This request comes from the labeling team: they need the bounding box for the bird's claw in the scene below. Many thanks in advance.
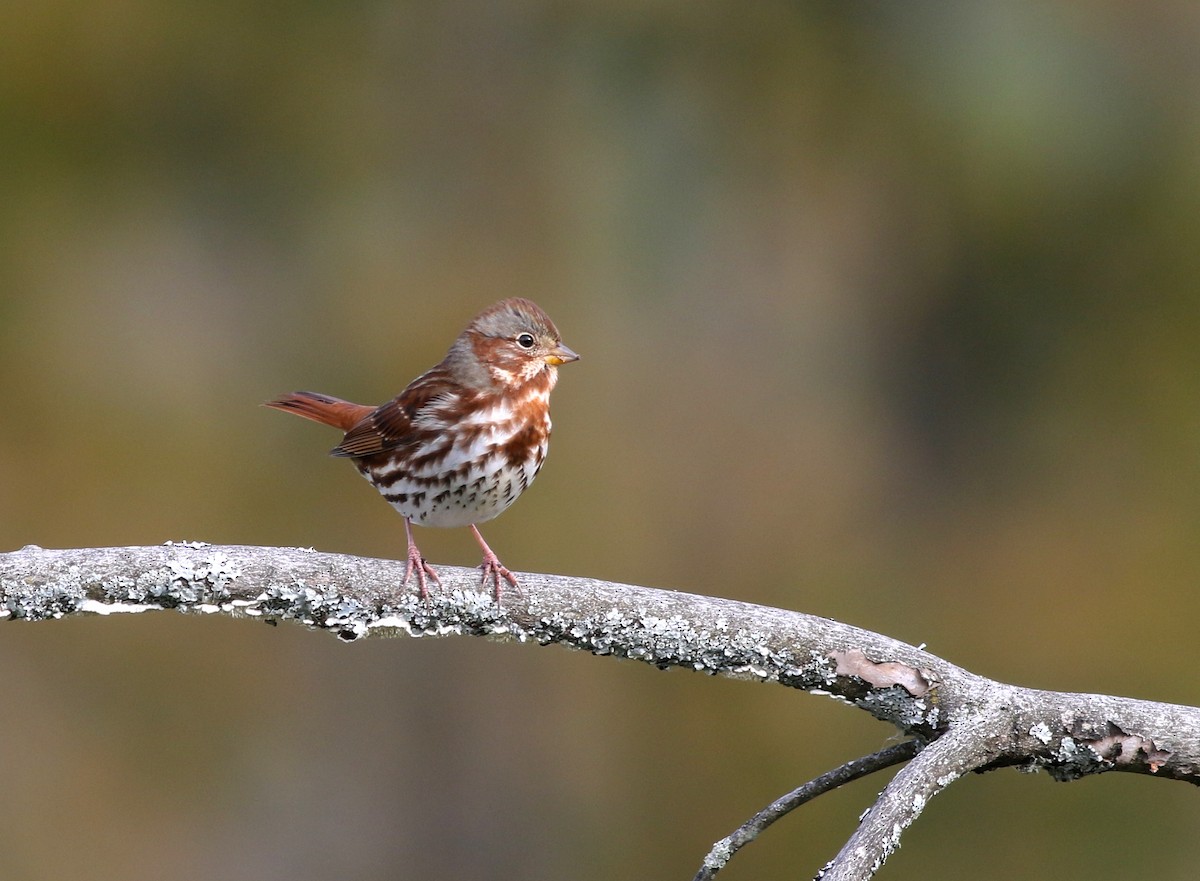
[479,552,521,604]
[403,545,440,602]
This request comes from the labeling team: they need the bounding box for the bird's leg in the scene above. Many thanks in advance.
[469,524,521,603]
[402,518,440,600]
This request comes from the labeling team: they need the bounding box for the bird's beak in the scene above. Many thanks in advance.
[545,344,580,366]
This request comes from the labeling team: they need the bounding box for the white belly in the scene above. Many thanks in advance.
[383,448,545,528]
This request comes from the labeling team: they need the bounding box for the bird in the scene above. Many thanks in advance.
[266,298,578,602]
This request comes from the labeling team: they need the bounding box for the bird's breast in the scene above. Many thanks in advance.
[357,386,552,528]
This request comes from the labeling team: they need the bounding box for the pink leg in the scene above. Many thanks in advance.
[469,524,520,603]
[402,518,440,600]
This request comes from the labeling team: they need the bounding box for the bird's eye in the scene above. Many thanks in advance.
[516,333,536,349]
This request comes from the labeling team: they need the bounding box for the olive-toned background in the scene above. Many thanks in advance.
[2,3,1198,879]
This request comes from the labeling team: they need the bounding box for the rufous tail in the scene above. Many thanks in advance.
[264,391,375,432]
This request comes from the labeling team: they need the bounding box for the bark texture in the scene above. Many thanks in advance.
[3,543,1197,880]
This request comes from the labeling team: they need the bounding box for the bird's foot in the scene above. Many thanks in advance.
[403,521,441,602]
[479,552,521,604]
[470,524,521,604]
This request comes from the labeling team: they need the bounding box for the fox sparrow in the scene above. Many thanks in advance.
[266,298,578,602]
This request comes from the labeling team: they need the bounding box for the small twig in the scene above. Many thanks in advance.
[694,740,921,880]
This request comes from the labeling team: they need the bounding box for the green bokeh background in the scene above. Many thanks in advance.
[2,3,1198,879]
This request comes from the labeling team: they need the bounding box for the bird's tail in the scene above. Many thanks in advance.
[264,391,374,432]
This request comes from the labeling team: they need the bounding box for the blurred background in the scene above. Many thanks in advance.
[2,2,1199,879]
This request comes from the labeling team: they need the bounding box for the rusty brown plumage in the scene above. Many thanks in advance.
[265,298,578,602]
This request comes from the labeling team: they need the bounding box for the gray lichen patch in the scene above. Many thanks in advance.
[2,574,84,621]
[3,545,247,622]
[854,686,941,734]
[528,604,810,683]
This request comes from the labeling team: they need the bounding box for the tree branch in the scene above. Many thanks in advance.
[816,727,997,880]
[3,544,1198,880]
[696,741,920,880]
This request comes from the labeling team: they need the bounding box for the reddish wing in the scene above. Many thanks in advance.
[332,368,454,458]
